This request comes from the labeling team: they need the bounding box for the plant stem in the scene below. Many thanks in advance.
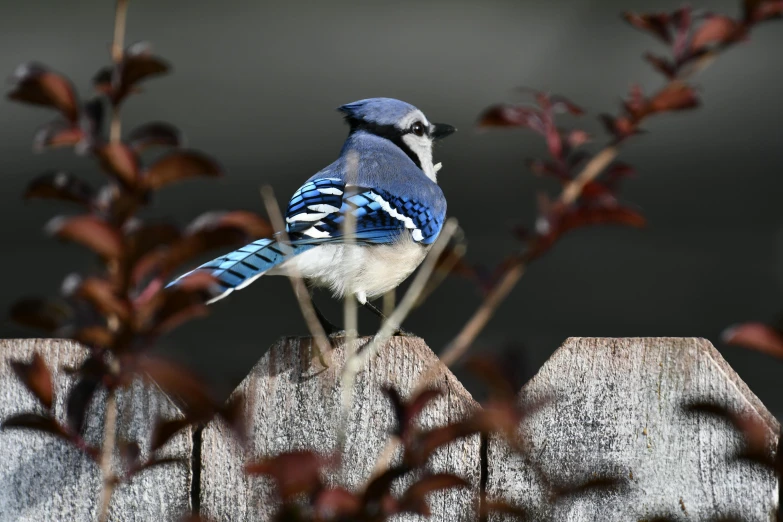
[109,0,128,144]
[98,388,118,522]
[260,185,331,367]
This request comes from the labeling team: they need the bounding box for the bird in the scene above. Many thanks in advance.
[167,97,455,332]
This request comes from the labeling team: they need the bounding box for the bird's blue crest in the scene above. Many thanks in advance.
[337,97,419,126]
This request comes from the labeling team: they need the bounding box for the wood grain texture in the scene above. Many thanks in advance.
[487,337,779,521]
[200,335,481,521]
[0,339,193,522]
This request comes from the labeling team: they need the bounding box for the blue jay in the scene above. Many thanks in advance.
[168,97,455,330]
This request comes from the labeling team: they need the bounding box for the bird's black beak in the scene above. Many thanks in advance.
[431,123,456,140]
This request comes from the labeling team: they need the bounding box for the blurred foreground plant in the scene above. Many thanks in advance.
[2,0,270,519]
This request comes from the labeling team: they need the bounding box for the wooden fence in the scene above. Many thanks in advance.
[0,336,778,521]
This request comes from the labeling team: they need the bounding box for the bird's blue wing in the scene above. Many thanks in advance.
[284,177,443,245]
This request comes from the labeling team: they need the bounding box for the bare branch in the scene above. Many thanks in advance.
[259,185,331,368]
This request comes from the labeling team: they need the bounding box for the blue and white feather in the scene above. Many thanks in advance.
[167,97,455,305]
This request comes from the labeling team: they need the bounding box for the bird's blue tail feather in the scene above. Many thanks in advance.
[166,238,312,303]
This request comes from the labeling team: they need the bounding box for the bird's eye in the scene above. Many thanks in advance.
[411,122,425,137]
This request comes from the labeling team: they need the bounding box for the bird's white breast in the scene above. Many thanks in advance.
[271,235,428,302]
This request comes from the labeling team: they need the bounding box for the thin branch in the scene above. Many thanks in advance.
[383,290,396,317]
[98,386,118,522]
[260,185,331,368]
[109,0,128,144]
[338,151,360,455]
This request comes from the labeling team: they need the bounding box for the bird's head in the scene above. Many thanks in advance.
[337,97,456,182]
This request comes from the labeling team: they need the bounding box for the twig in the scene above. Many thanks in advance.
[97,3,129,519]
[260,185,331,368]
[383,290,396,317]
[338,151,360,454]
[98,384,118,522]
[109,0,128,144]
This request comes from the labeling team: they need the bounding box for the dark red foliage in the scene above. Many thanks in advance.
[11,353,54,410]
[143,150,223,190]
[246,451,333,501]
[97,143,140,188]
[7,62,79,121]
[46,215,125,260]
[744,0,783,24]
[25,171,95,208]
[5,13,270,495]
[622,12,672,43]
[722,321,783,359]
[94,42,170,106]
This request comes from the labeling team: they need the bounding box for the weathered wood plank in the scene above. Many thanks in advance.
[0,339,193,522]
[487,337,779,521]
[200,336,482,521]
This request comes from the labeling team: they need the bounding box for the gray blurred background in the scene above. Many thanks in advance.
[1,1,782,413]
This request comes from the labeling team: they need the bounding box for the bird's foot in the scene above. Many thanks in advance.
[392,327,417,338]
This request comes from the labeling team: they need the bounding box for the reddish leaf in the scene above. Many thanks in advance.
[384,386,443,439]
[691,15,747,52]
[2,413,69,440]
[400,473,469,516]
[127,122,183,153]
[66,277,131,322]
[7,62,79,121]
[72,326,114,349]
[622,12,672,43]
[245,451,328,500]
[143,151,222,190]
[46,215,124,260]
[600,115,640,141]
[99,42,170,105]
[362,466,408,506]
[644,53,677,79]
[9,297,72,333]
[722,322,783,359]
[11,353,53,409]
[120,42,170,91]
[96,143,140,188]
[559,204,647,234]
[32,120,84,152]
[477,105,545,133]
[549,95,585,116]
[649,83,700,114]
[25,171,94,208]
[125,222,182,268]
[566,129,590,149]
[314,488,362,518]
[744,0,783,23]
